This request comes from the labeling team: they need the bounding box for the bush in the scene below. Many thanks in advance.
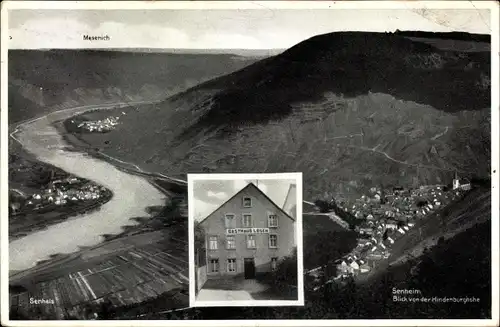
[416,199,428,207]
[270,248,298,292]
[314,200,332,213]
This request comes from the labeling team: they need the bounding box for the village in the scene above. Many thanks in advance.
[71,115,120,133]
[308,175,473,289]
[10,176,111,215]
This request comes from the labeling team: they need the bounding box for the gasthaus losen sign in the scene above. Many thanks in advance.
[226,228,270,234]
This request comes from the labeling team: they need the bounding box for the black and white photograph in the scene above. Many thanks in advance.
[189,173,303,307]
[1,1,499,326]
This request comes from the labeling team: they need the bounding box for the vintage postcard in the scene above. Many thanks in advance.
[1,1,498,326]
[188,173,304,307]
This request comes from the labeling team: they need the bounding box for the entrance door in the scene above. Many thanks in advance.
[244,258,256,279]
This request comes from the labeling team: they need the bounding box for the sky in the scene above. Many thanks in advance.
[193,179,296,221]
[7,8,492,49]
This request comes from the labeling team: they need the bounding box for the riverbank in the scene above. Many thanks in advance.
[9,104,169,272]
[9,168,185,277]
[9,144,116,241]
[53,118,187,193]
[9,117,188,281]
[9,189,113,242]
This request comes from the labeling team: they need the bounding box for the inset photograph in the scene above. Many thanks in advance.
[188,173,303,307]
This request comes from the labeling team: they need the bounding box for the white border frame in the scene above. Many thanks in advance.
[188,172,305,307]
[1,1,498,326]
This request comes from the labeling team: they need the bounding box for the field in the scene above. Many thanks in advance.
[10,228,189,320]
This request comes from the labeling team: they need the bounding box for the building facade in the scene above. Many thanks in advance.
[197,183,296,280]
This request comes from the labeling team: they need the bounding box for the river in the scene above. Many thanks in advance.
[9,104,166,272]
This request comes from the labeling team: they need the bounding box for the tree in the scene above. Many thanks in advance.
[160,198,182,219]
[194,221,205,250]
[382,229,389,241]
[416,199,428,208]
[269,248,298,296]
[328,197,337,208]
[194,221,206,268]
[96,299,115,319]
[314,199,331,213]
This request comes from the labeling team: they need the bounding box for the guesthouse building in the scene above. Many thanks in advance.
[196,183,296,283]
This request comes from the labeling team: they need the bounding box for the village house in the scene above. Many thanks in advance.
[337,260,349,276]
[10,202,21,214]
[337,257,361,276]
[195,183,296,292]
[349,259,360,272]
[385,221,398,230]
[322,182,462,284]
[366,250,384,261]
[358,225,374,236]
[460,182,472,191]
[359,263,371,273]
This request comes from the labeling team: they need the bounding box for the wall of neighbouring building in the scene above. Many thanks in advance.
[196,265,208,293]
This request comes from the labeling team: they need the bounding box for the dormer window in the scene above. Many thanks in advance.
[243,197,252,208]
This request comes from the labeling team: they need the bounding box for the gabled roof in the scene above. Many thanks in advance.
[198,182,296,224]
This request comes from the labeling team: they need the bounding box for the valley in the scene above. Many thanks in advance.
[7,31,493,320]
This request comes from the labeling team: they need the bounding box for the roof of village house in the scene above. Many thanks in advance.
[198,182,296,224]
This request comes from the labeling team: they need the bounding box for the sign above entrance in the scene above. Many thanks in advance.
[226,228,270,234]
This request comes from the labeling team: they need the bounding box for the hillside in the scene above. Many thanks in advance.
[122,222,491,320]
[8,50,261,124]
[388,187,491,265]
[394,30,491,43]
[153,189,492,319]
[66,31,491,201]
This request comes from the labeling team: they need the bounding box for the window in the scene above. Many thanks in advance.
[271,257,278,271]
[210,258,219,273]
[242,214,253,227]
[226,235,236,249]
[269,234,278,248]
[209,236,218,250]
[227,258,236,272]
[243,197,252,208]
[246,235,256,249]
[225,214,236,228]
[268,214,278,227]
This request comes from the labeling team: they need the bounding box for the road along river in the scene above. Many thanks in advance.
[9,102,166,272]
